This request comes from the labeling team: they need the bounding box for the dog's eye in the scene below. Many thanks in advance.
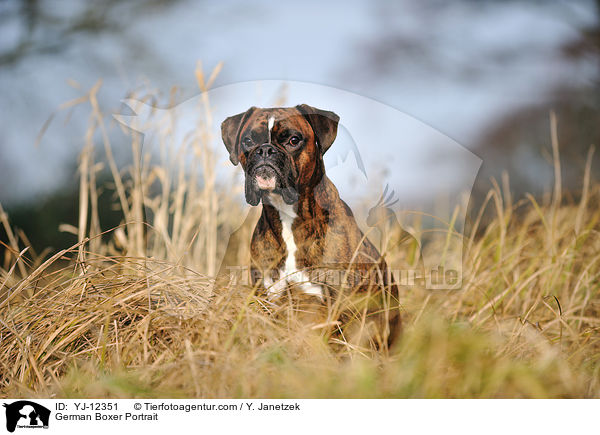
[288,136,301,146]
[242,137,253,148]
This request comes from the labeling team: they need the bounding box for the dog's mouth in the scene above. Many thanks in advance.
[255,175,276,190]
[252,165,279,191]
[245,163,298,206]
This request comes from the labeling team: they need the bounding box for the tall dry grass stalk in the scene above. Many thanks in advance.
[0,72,598,398]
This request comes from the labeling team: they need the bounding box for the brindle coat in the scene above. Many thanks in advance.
[221,105,401,348]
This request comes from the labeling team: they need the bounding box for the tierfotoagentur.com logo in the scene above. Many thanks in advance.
[3,401,50,433]
[115,80,481,293]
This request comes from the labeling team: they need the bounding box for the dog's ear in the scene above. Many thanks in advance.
[295,104,339,155]
[221,107,256,165]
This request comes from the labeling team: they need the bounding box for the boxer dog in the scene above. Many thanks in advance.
[221,104,401,348]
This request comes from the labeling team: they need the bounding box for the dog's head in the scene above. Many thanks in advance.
[221,104,339,206]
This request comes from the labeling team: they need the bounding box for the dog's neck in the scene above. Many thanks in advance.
[263,176,337,226]
[264,192,297,220]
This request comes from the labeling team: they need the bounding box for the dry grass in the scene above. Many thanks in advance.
[0,68,599,398]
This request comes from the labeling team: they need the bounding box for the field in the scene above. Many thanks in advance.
[0,76,599,398]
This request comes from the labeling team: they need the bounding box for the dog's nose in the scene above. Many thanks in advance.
[257,143,276,158]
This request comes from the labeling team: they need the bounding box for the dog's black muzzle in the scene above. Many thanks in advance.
[245,143,299,206]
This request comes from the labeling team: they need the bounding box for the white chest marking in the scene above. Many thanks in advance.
[264,193,323,299]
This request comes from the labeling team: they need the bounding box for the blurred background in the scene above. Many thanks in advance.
[0,0,598,254]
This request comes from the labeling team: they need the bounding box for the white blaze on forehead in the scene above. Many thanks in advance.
[267,116,275,143]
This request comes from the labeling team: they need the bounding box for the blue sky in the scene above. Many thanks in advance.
[0,0,596,204]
